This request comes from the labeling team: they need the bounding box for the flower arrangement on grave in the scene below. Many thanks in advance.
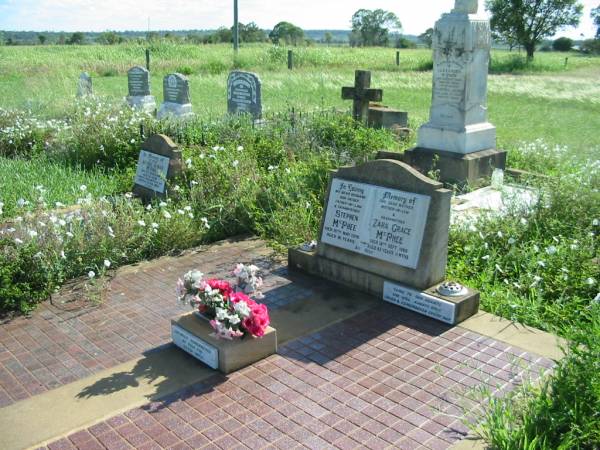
[176,265,269,340]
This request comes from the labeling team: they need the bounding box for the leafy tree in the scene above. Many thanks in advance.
[553,36,573,51]
[96,31,124,45]
[324,32,333,45]
[581,38,600,53]
[239,22,267,43]
[485,0,583,59]
[67,32,85,45]
[269,21,304,46]
[396,37,416,48]
[37,34,46,45]
[351,9,401,47]
[418,28,433,48]
[593,5,600,38]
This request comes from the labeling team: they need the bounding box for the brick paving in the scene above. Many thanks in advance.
[0,238,312,407]
[40,304,553,450]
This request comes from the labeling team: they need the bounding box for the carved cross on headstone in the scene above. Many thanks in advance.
[341,70,383,124]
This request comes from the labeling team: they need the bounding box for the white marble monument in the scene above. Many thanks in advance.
[417,0,496,155]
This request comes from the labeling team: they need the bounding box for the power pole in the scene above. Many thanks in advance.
[233,0,239,53]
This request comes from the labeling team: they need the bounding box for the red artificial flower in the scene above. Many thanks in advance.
[206,279,233,298]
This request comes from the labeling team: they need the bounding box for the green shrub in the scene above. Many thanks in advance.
[553,37,573,52]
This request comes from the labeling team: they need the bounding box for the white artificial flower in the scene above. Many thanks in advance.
[228,314,241,325]
[233,300,251,317]
[104,259,111,268]
[88,271,95,279]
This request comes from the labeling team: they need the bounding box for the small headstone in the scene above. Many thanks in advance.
[368,105,408,130]
[132,134,183,200]
[157,73,193,120]
[76,72,92,97]
[341,70,383,124]
[126,66,156,113]
[289,159,480,325]
[227,71,262,120]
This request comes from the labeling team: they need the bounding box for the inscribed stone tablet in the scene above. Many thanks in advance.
[227,71,262,119]
[321,178,430,269]
[171,324,218,369]
[383,281,456,324]
[134,150,170,193]
[163,73,190,104]
[128,66,151,97]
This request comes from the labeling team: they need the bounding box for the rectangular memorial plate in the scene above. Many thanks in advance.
[321,178,430,269]
[171,324,219,369]
[134,150,170,193]
[383,281,456,324]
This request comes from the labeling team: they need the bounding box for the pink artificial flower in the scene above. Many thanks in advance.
[206,279,233,298]
[175,278,186,300]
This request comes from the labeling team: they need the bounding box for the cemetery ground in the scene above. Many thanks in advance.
[0,43,599,448]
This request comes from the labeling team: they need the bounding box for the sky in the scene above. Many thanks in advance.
[0,0,597,39]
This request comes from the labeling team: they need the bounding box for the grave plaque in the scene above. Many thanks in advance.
[227,71,262,119]
[77,72,92,97]
[132,134,182,200]
[172,324,218,369]
[157,73,193,119]
[289,159,480,325]
[127,66,156,113]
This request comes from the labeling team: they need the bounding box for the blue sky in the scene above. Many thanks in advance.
[0,0,596,38]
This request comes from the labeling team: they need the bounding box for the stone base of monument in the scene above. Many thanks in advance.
[385,148,507,186]
[127,95,156,114]
[171,312,277,374]
[157,102,193,120]
[368,106,408,130]
[288,248,479,325]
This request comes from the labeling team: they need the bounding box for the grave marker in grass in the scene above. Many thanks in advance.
[126,66,156,113]
[227,71,262,120]
[157,73,193,120]
[76,72,92,97]
[132,134,182,201]
[289,159,480,325]
[341,70,382,124]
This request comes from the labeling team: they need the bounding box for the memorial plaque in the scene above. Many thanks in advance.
[134,150,170,193]
[383,281,456,324]
[163,73,190,104]
[171,324,219,369]
[321,178,430,269]
[227,71,262,119]
[128,66,151,97]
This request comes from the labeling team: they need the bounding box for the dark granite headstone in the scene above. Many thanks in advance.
[128,66,151,97]
[132,134,183,200]
[227,71,262,119]
[163,73,190,104]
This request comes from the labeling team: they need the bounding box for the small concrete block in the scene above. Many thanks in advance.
[368,106,408,129]
[171,312,277,374]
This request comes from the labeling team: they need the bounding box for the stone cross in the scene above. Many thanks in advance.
[341,70,383,124]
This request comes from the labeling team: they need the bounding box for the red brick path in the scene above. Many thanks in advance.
[41,304,552,450]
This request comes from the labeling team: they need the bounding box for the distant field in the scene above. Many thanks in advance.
[1,43,599,155]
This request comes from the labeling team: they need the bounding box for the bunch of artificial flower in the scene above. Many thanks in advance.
[176,266,270,340]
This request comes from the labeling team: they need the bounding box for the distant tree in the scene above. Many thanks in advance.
[57,33,66,45]
[324,32,333,45]
[593,5,600,38]
[351,9,401,46]
[239,22,267,43]
[6,37,14,46]
[581,37,600,53]
[395,37,416,48]
[553,36,573,51]
[96,31,124,45]
[146,31,160,42]
[67,32,85,45]
[485,0,583,59]
[418,28,433,48]
[37,34,46,45]
[269,21,304,45]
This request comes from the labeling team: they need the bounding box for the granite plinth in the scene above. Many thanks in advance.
[368,106,408,129]
[288,247,479,325]
[417,122,497,155]
[157,102,193,120]
[385,147,507,186]
[171,312,277,374]
[127,95,156,113]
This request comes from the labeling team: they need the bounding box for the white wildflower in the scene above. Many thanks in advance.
[163,211,172,219]
[236,145,243,151]
[28,230,38,238]
[508,237,516,245]
[137,220,146,227]
[593,219,599,226]
[537,260,546,267]
[497,230,503,238]
[481,255,490,260]
[545,246,557,255]
[79,185,87,192]
[14,238,23,244]
[586,278,596,286]
[88,271,95,279]
[232,160,239,168]
[201,217,210,229]
[104,259,111,268]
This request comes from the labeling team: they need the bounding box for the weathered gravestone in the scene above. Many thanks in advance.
[132,134,183,200]
[341,70,382,124]
[227,71,262,120]
[126,66,156,113]
[157,73,193,120]
[368,105,408,131]
[289,159,480,325]
[76,72,92,97]
[403,0,506,185]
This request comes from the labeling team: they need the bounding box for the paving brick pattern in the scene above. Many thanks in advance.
[0,239,311,407]
[41,304,553,450]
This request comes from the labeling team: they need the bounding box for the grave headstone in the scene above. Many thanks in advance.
[227,71,262,120]
[76,72,92,97]
[289,159,479,325]
[341,70,383,124]
[157,73,193,120]
[403,0,506,185]
[132,134,183,200]
[126,66,156,113]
